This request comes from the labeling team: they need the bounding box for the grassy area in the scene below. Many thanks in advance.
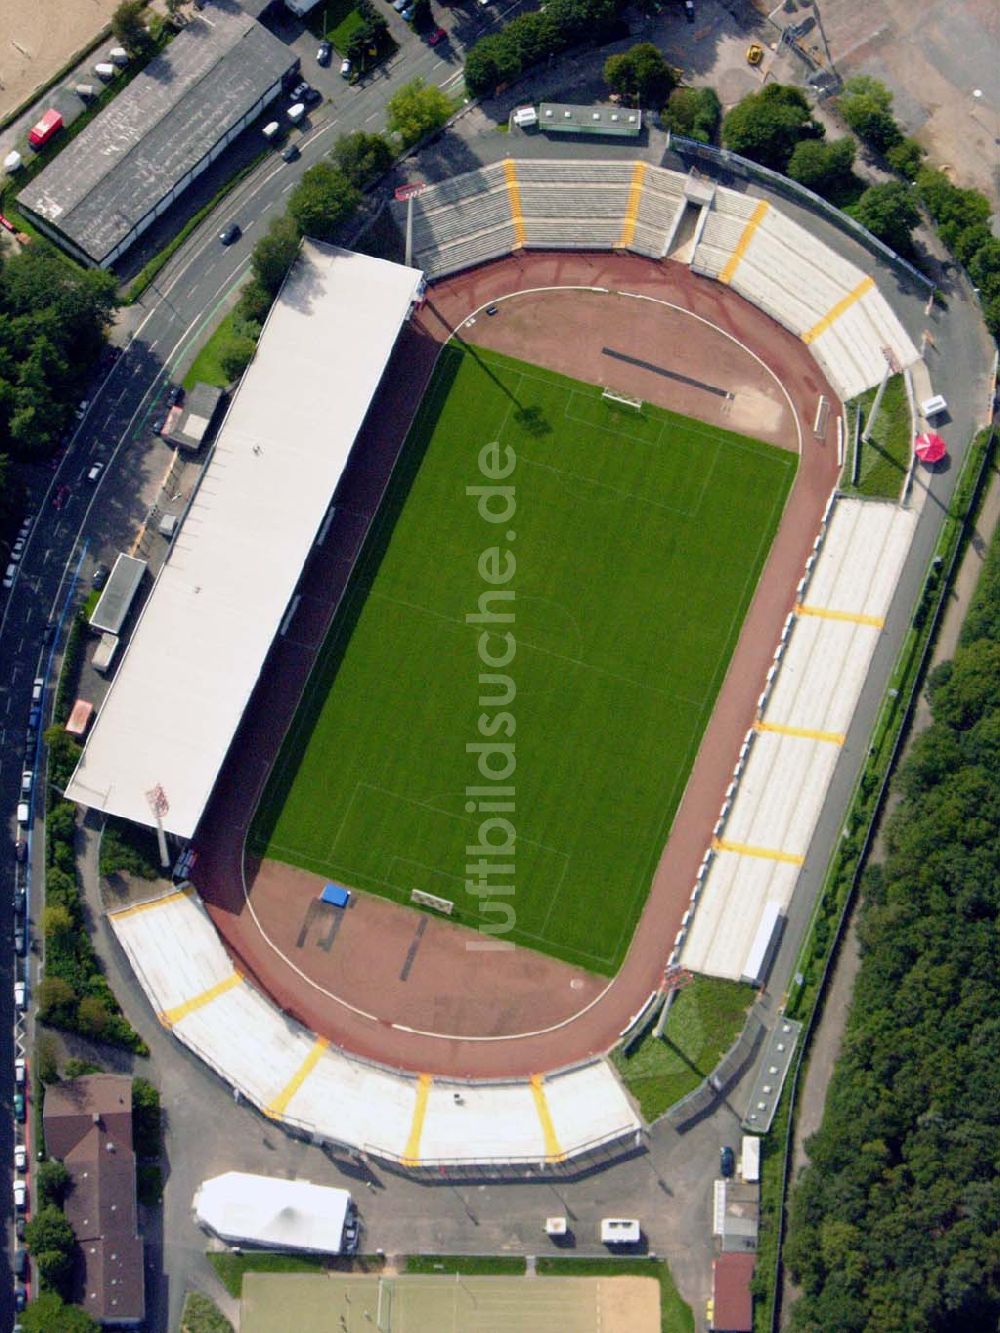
[253,345,795,973]
[537,1257,694,1333]
[844,373,912,500]
[306,0,364,51]
[180,1291,233,1333]
[405,1255,527,1275]
[612,976,756,1120]
[208,1251,330,1299]
[183,309,241,391]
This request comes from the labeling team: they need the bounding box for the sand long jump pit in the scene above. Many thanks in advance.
[241,1271,661,1333]
[0,0,119,124]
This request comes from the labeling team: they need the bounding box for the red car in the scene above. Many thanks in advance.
[52,483,71,510]
[427,25,448,44]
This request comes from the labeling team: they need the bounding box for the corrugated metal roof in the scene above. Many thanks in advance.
[66,243,423,838]
[17,0,295,263]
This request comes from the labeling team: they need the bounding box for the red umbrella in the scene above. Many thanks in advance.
[914,431,947,464]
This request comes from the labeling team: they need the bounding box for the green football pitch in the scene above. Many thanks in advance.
[252,345,795,975]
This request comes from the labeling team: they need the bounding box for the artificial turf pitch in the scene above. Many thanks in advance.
[252,345,795,975]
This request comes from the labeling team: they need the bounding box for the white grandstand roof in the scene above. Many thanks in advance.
[193,1172,351,1252]
[66,242,423,837]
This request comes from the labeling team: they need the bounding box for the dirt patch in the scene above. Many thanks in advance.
[0,0,119,125]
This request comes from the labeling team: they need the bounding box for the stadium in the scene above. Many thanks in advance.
[68,155,935,1169]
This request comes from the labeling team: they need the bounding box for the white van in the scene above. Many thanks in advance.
[17,802,30,827]
[31,676,43,703]
[600,1218,641,1245]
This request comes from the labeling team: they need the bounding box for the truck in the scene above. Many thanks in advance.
[28,109,64,150]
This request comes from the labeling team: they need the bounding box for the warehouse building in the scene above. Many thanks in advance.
[17,0,297,267]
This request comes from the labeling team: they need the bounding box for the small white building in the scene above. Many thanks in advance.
[193,1172,355,1254]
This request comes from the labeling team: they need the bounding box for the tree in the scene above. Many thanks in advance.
[288,162,362,241]
[721,84,823,171]
[837,76,900,153]
[47,800,77,845]
[603,43,676,110]
[25,1205,76,1297]
[77,995,111,1038]
[250,215,301,298]
[35,1031,61,1085]
[331,131,394,190]
[43,727,83,795]
[218,334,258,384]
[386,77,452,149]
[786,136,856,200]
[21,1292,99,1333]
[111,1,154,59]
[64,1058,103,1079]
[36,975,77,1022]
[848,181,920,256]
[132,1077,162,1157]
[660,85,720,143]
[35,1159,72,1209]
[885,136,924,180]
[43,903,75,940]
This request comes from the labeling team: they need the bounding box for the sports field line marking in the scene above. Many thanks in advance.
[158,971,242,1029]
[402,1074,432,1166]
[563,387,667,449]
[368,589,706,711]
[755,720,845,745]
[712,836,804,865]
[264,1036,329,1120]
[530,1074,566,1162]
[795,601,885,628]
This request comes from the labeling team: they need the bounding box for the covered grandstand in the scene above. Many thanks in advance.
[17,0,296,267]
[66,242,423,837]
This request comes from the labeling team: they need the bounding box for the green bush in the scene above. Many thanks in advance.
[885,136,924,180]
[52,613,88,727]
[836,75,901,153]
[786,136,858,204]
[721,83,822,171]
[661,85,720,143]
[100,816,163,881]
[180,1292,234,1333]
[847,180,920,257]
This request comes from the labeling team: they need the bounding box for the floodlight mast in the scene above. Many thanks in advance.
[145,783,171,869]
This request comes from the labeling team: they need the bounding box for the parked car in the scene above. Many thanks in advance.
[720,1145,735,1178]
[13,1144,26,1172]
[16,803,29,828]
[340,57,352,77]
[281,142,300,163]
[12,1246,26,1278]
[219,223,241,246]
[166,384,184,407]
[291,81,321,105]
[13,1281,25,1312]
[152,415,166,436]
[87,461,104,483]
[12,539,24,559]
[14,840,27,865]
[13,1093,25,1123]
[427,25,448,43]
[2,564,15,591]
[12,884,25,914]
[14,980,25,1010]
[20,770,32,797]
[14,1058,25,1087]
[42,620,56,645]
[52,483,71,509]
[75,398,90,420]
[92,563,110,589]
[13,928,25,957]
[13,1180,26,1212]
[684,0,694,18]
[401,8,414,20]
[317,39,332,65]
[28,705,40,728]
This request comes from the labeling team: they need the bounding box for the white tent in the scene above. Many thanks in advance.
[193,1172,352,1253]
